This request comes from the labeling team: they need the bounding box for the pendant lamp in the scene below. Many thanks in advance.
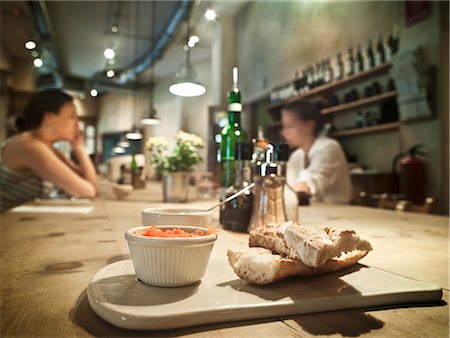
[126,2,143,140]
[169,16,205,97]
[141,1,161,125]
[126,125,143,140]
[117,135,130,148]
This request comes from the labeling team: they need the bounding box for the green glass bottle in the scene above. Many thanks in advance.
[220,67,247,196]
[130,153,137,172]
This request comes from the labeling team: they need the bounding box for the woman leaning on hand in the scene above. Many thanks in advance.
[0,90,99,212]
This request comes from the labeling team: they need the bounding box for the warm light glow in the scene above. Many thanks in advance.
[188,35,199,48]
[189,35,200,44]
[205,9,216,21]
[90,89,98,97]
[141,117,160,125]
[169,82,206,97]
[125,131,143,140]
[106,70,115,78]
[25,40,36,50]
[112,146,125,154]
[33,58,43,68]
[104,48,115,60]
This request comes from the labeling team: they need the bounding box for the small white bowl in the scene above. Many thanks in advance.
[124,225,217,287]
[141,208,212,228]
[112,184,133,200]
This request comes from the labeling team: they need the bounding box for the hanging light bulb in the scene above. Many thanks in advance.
[142,1,161,124]
[112,146,125,154]
[141,107,160,125]
[117,135,130,148]
[169,17,206,97]
[125,125,143,140]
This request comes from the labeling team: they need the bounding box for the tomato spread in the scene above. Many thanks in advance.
[140,226,217,238]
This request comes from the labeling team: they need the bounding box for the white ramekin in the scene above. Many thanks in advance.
[124,226,217,287]
[141,208,213,228]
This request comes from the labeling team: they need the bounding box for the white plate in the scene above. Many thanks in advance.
[87,258,442,331]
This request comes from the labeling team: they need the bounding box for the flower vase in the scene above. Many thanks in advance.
[162,171,190,203]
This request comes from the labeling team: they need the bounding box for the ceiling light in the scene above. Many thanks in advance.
[25,40,36,50]
[111,25,119,33]
[205,9,216,21]
[126,127,143,140]
[33,58,43,68]
[141,107,160,125]
[106,69,115,78]
[79,93,85,100]
[90,89,98,97]
[188,35,200,47]
[104,48,115,60]
[112,146,125,154]
[169,47,206,97]
[118,136,130,148]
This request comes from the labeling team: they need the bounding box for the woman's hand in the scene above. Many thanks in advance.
[71,127,86,152]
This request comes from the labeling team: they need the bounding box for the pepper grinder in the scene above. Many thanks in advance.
[248,144,291,232]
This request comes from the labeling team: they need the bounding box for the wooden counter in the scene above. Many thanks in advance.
[0,182,448,337]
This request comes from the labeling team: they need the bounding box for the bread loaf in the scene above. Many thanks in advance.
[228,222,372,284]
[249,222,372,267]
[227,247,369,285]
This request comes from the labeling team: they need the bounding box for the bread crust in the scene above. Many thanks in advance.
[227,248,369,285]
[250,222,373,267]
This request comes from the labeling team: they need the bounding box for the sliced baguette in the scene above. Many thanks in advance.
[278,224,373,267]
[248,222,290,257]
[227,247,369,285]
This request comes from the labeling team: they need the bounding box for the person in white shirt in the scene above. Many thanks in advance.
[281,101,352,204]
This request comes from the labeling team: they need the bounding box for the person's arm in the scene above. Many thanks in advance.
[68,128,99,194]
[293,142,343,200]
[22,140,98,198]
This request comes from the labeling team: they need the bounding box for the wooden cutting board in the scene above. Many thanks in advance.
[87,258,442,331]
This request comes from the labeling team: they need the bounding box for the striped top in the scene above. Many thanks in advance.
[0,134,43,212]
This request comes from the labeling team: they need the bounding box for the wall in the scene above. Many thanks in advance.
[97,58,212,171]
[236,1,446,212]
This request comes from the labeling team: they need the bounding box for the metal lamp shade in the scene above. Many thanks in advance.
[169,61,206,97]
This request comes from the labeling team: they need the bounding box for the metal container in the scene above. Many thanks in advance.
[162,171,190,203]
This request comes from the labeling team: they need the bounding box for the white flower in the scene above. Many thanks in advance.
[146,136,168,150]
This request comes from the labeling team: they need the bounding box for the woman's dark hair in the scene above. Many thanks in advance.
[17,90,73,131]
[282,100,324,136]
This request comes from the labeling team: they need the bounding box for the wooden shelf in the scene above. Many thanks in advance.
[331,122,400,138]
[267,62,392,113]
[321,91,397,116]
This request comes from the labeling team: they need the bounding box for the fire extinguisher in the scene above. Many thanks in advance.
[392,144,426,205]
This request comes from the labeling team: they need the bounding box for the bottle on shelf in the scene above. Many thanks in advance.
[353,44,364,74]
[363,39,375,71]
[384,34,393,62]
[220,67,247,198]
[324,59,333,84]
[334,52,344,80]
[374,34,385,66]
[220,142,254,232]
[345,47,354,77]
